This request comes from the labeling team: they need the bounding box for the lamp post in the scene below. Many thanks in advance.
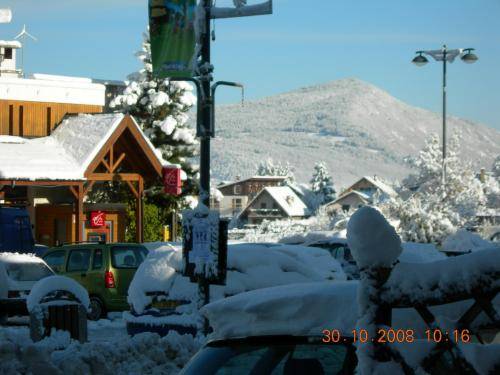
[412,45,478,185]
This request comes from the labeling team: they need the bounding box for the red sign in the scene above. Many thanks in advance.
[90,211,106,228]
[163,166,182,196]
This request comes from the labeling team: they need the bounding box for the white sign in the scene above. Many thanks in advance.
[192,221,210,261]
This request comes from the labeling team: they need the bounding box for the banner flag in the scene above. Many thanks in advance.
[149,0,197,78]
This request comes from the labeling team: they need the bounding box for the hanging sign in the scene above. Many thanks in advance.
[163,166,182,195]
[148,0,197,78]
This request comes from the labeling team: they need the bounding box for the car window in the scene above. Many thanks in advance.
[4,261,53,282]
[67,249,91,272]
[111,246,148,269]
[92,249,103,270]
[44,250,66,268]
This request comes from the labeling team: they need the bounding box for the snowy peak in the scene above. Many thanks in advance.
[208,78,500,187]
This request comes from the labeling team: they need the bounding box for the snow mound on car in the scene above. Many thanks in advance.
[127,243,346,315]
[27,275,90,312]
[202,281,358,340]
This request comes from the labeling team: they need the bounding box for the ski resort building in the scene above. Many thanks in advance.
[0,114,166,245]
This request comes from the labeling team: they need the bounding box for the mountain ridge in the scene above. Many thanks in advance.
[201,78,499,188]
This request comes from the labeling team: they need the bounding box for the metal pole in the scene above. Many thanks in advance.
[442,45,447,186]
[199,0,212,335]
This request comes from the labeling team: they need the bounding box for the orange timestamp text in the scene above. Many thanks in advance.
[322,328,472,344]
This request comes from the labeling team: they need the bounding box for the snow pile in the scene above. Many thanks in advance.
[442,229,492,254]
[202,282,358,340]
[27,276,90,312]
[126,243,346,326]
[399,242,446,263]
[347,206,402,269]
[0,328,201,375]
[460,343,500,374]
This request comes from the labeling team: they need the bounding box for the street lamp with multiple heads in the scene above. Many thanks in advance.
[412,45,478,185]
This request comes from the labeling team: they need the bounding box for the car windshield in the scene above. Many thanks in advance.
[5,261,53,282]
[182,337,356,375]
[111,246,148,269]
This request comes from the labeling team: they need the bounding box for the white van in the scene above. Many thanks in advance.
[0,253,54,324]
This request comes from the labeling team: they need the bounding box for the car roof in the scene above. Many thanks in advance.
[48,242,146,250]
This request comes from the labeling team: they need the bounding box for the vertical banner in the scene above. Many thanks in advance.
[149,0,197,78]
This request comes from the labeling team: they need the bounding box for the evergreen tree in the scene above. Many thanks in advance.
[309,162,336,209]
[110,30,199,211]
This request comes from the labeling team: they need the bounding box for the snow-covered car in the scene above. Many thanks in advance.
[0,252,54,324]
[124,243,346,336]
[182,243,500,375]
[280,231,446,279]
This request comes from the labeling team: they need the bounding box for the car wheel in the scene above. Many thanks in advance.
[87,297,105,321]
[0,312,7,325]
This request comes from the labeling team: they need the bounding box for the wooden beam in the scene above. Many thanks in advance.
[101,158,112,173]
[75,183,84,242]
[83,181,96,196]
[125,180,139,198]
[0,180,85,186]
[110,152,126,173]
[109,145,114,171]
[87,173,141,181]
[68,186,78,200]
[136,176,144,243]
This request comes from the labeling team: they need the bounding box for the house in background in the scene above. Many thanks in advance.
[213,176,287,217]
[238,186,310,225]
[325,175,397,213]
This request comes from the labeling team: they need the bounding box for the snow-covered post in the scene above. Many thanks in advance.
[347,206,403,374]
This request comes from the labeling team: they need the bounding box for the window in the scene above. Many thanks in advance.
[4,261,52,282]
[4,48,12,59]
[233,185,242,195]
[43,250,66,269]
[260,202,267,209]
[232,198,242,209]
[342,204,350,212]
[111,246,148,269]
[67,249,91,272]
[272,203,279,209]
[92,249,103,270]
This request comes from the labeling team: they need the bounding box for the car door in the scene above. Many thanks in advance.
[65,247,91,290]
[86,247,106,298]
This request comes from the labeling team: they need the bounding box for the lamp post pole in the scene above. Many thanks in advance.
[442,45,447,184]
[412,45,478,187]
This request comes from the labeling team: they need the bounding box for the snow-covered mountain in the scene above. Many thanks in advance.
[203,78,500,188]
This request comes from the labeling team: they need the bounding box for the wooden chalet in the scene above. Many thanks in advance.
[0,113,165,245]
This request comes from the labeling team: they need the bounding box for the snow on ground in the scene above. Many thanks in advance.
[0,314,202,375]
[442,228,493,254]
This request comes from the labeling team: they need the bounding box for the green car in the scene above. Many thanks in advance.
[43,243,148,320]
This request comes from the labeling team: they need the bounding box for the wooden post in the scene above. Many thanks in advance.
[76,183,84,242]
[136,177,144,243]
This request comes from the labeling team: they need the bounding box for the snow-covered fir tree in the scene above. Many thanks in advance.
[110,30,198,208]
[309,162,336,210]
[381,132,488,244]
[255,158,295,185]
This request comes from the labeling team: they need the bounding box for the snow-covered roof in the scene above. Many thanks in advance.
[327,189,370,207]
[240,186,309,218]
[0,40,21,49]
[0,113,164,181]
[362,175,397,197]
[217,175,286,189]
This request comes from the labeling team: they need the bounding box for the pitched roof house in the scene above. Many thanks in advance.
[238,186,310,225]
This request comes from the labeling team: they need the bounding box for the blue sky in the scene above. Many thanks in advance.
[1,0,500,130]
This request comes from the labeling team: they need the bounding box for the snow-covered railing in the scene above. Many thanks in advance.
[347,206,500,375]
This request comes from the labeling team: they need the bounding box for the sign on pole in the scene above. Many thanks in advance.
[148,0,197,78]
[162,166,182,195]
